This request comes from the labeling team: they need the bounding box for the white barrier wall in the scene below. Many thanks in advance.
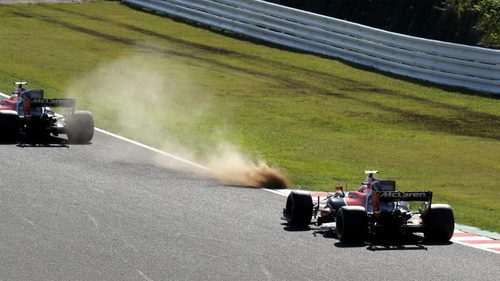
[123,0,500,94]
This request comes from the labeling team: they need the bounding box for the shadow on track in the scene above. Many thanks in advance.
[16,135,69,148]
[281,223,312,232]
[285,225,452,251]
[0,135,82,148]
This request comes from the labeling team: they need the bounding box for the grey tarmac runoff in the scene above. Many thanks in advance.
[1,129,499,281]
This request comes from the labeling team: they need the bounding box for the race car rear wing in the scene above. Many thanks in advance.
[30,98,76,108]
[373,191,433,214]
[21,89,76,109]
[377,191,432,202]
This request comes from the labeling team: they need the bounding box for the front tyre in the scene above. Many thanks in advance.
[423,204,454,242]
[285,190,313,227]
[66,111,94,144]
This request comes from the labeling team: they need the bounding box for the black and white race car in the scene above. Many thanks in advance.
[0,82,94,143]
[282,171,455,243]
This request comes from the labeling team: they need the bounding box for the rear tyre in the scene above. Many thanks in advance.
[336,206,368,243]
[0,110,19,143]
[285,190,313,227]
[66,111,94,144]
[423,204,454,242]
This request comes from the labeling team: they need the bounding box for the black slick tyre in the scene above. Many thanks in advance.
[423,204,454,242]
[285,190,313,227]
[0,110,19,143]
[336,206,368,243]
[66,111,94,144]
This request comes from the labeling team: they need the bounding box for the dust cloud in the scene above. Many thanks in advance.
[67,55,290,189]
[204,143,290,189]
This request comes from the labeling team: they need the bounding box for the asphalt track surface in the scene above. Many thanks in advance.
[1,131,499,280]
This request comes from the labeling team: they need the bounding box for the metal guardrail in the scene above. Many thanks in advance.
[123,0,500,94]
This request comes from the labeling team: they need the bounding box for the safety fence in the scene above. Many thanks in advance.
[122,0,500,94]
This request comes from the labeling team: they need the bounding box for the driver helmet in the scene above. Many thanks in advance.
[364,176,376,184]
[14,87,25,95]
[359,174,377,192]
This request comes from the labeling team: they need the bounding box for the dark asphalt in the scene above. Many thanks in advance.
[1,131,498,280]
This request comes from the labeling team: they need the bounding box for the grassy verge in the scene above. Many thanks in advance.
[0,1,499,232]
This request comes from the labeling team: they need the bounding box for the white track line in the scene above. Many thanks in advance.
[262,188,290,196]
[94,128,210,172]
